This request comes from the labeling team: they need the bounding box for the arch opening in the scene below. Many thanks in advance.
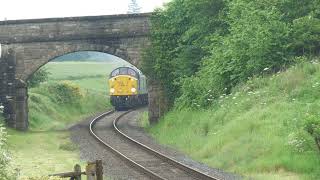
[26,51,145,130]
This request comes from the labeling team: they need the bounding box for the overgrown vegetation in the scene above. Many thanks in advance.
[146,61,320,179]
[143,0,320,108]
[28,81,109,130]
[27,62,117,130]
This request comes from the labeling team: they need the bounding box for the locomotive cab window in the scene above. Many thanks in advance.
[111,69,120,77]
[110,67,138,78]
[119,67,128,75]
[128,68,137,77]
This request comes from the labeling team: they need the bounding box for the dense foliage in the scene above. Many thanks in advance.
[48,81,84,105]
[143,0,228,104]
[143,0,320,108]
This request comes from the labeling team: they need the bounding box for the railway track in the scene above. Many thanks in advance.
[89,109,222,180]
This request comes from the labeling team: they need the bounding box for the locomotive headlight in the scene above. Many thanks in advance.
[110,88,115,93]
[131,88,136,93]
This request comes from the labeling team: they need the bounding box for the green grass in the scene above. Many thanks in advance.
[145,61,320,180]
[45,61,130,93]
[46,61,126,81]
[72,77,108,94]
[7,129,85,178]
[28,84,109,130]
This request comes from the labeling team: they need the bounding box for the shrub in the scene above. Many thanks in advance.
[48,81,84,105]
[305,115,320,152]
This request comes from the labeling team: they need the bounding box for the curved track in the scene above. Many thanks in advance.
[89,109,222,180]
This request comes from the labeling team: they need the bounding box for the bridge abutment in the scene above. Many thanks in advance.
[0,48,28,130]
[14,80,29,130]
[148,82,168,124]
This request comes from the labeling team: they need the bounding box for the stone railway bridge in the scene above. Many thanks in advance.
[0,13,166,130]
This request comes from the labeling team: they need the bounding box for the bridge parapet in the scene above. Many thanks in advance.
[0,13,151,44]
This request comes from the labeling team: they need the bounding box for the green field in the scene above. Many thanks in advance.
[46,61,127,80]
[145,62,320,180]
[45,61,131,93]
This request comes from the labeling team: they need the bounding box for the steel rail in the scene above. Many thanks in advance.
[89,110,166,180]
[113,110,222,180]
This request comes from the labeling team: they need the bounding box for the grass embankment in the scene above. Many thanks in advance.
[7,61,122,178]
[144,62,320,180]
[28,61,119,130]
[28,82,109,130]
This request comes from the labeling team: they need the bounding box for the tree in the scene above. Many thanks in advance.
[127,0,141,14]
[142,0,227,106]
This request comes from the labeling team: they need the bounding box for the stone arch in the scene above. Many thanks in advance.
[24,44,129,81]
[2,36,150,130]
[12,39,146,82]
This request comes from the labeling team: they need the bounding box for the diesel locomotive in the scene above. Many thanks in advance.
[108,66,148,110]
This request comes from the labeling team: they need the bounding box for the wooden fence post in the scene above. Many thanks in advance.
[96,160,103,180]
[86,162,96,180]
[49,161,103,179]
[73,164,81,180]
